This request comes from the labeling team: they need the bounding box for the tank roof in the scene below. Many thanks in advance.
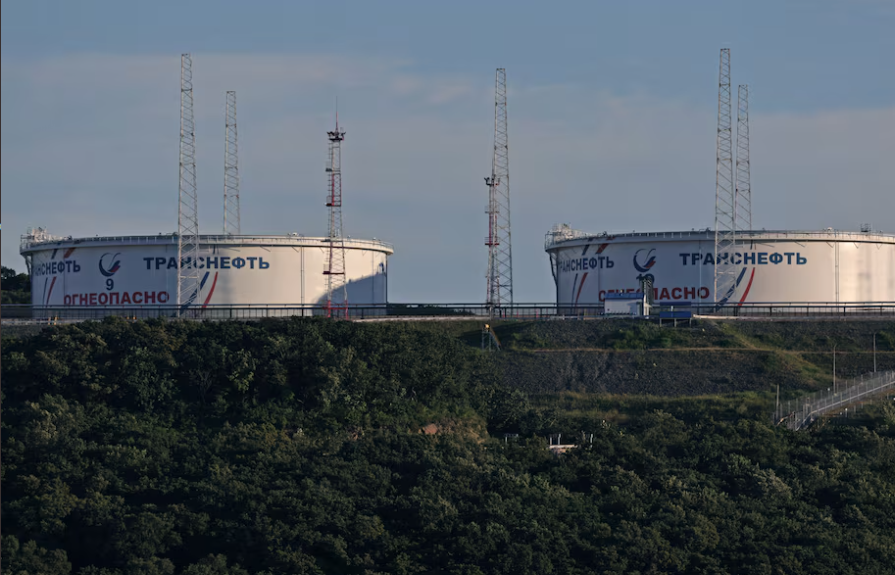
[545,226,895,250]
[19,229,394,255]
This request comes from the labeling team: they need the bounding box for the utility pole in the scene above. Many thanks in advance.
[776,383,780,416]
[177,53,201,315]
[873,333,877,373]
[833,344,837,394]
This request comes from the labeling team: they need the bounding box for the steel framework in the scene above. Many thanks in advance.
[6,302,895,324]
[774,370,895,431]
[324,117,348,318]
[485,68,513,309]
[177,54,201,314]
[735,84,752,234]
[223,90,240,235]
[713,49,736,305]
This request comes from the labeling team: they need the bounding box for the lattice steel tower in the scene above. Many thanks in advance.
[485,68,513,308]
[713,49,736,305]
[324,116,348,318]
[223,90,240,235]
[735,84,752,234]
[177,53,201,313]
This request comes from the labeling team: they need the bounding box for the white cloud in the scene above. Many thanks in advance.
[2,52,893,302]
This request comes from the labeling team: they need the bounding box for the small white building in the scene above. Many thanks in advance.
[604,292,644,316]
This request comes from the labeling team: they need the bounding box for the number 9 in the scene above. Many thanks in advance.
[106,278,114,291]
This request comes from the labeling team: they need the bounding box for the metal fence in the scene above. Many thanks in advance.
[0,303,593,322]
[1,301,894,323]
[694,302,895,318]
[774,370,895,431]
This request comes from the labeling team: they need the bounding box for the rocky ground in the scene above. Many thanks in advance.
[490,319,895,396]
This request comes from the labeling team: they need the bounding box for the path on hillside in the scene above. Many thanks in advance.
[778,370,895,430]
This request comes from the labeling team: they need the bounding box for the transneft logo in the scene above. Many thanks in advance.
[33,260,81,276]
[143,256,270,270]
[557,256,614,273]
[633,249,657,273]
[99,252,122,277]
[679,252,807,266]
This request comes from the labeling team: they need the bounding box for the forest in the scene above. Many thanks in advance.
[2,317,895,574]
[1,266,31,304]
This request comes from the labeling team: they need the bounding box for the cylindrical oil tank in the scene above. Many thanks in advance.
[21,230,392,314]
[545,227,895,305]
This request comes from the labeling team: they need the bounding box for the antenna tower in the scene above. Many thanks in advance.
[177,53,201,314]
[485,68,513,310]
[713,49,736,305]
[735,84,752,234]
[223,90,240,235]
[324,116,348,318]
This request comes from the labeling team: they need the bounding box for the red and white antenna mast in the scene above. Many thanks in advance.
[485,68,513,311]
[324,112,348,318]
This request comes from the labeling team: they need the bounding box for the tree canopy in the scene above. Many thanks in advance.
[3,317,895,574]
[2,265,31,304]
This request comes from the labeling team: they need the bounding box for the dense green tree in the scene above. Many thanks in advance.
[2,535,72,575]
[2,318,895,574]
[2,266,31,304]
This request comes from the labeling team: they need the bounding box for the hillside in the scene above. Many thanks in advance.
[475,319,895,396]
[2,317,895,574]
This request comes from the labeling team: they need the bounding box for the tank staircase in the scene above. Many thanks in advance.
[774,370,895,431]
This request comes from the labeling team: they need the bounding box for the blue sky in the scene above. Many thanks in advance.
[2,0,893,302]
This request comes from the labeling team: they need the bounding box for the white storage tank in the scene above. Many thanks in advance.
[545,226,895,306]
[21,229,392,314]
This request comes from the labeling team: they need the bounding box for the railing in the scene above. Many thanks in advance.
[774,370,895,431]
[0,303,578,322]
[2,301,894,323]
[690,302,895,317]
[545,228,895,248]
[19,233,394,252]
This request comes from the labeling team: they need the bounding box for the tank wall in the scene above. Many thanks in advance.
[550,237,895,305]
[28,242,389,309]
